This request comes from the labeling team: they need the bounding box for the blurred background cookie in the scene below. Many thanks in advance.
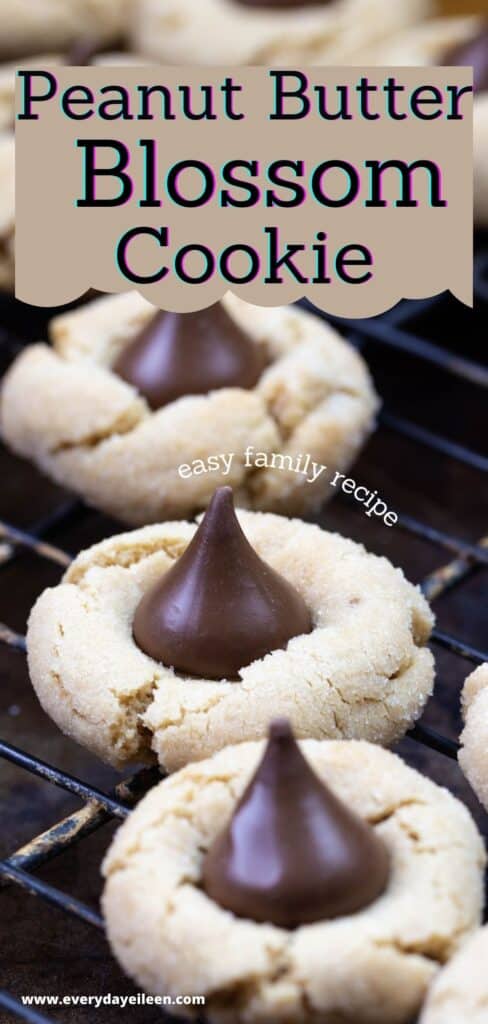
[130,0,433,65]
[0,0,130,59]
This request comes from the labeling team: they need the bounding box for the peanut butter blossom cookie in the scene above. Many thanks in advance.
[102,726,485,1024]
[131,0,432,65]
[1,293,378,522]
[27,488,434,771]
[420,926,488,1024]
[458,663,488,811]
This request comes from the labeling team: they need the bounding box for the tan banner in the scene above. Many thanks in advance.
[15,65,473,314]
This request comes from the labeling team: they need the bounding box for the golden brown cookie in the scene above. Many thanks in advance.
[102,738,485,1024]
[27,510,434,771]
[1,294,379,522]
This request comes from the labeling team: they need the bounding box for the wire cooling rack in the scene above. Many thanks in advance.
[0,249,487,1022]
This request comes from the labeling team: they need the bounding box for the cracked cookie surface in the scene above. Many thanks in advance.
[1,293,379,522]
[131,0,432,65]
[27,511,434,771]
[459,663,488,811]
[102,738,485,1024]
[420,925,488,1024]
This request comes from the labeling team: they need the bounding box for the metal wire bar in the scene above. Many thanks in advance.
[0,740,130,819]
[431,629,487,664]
[336,315,488,388]
[396,516,488,566]
[5,802,112,879]
[0,624,26,652]
[0,991,57,1024]
[381,413,488,473]
[422,537,488,602]
[0,861,103,930]
[474,252,488,302]
[4,766,161,878]
[0,520,71,568]
[408,722,459,760]
[335,491,488,569]
[0,499,83,569]
[25,500,83,538]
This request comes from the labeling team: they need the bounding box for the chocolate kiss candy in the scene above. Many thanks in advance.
[65,32,126,66]
[113,303,263,411]
[443,26,488,93]
[65,38,102,65]
[133,487,312,680]
[202,719,390,927]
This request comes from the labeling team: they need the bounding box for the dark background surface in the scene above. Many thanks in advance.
[0,252,487,1023]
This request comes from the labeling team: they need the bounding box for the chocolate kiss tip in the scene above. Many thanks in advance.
[208,484,233,515]
[202,721,390,928]
[113,303,264,411]
[269,717,294,740]
[132,487,313,680]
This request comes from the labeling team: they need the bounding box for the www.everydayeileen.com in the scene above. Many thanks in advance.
[21,993,206,1009]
